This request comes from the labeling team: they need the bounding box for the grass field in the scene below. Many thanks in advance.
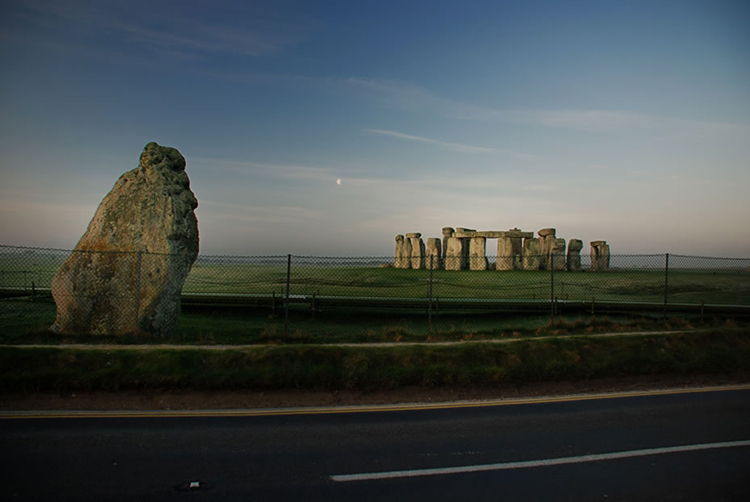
[2,250,749,305]
[1,249,748,342]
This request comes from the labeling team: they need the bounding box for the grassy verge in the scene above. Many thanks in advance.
[2,330,748,393]
[0,300,721,346]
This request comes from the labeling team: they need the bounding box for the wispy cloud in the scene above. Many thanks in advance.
[346,78,750,136]
[191,157,341,182]
[365,129,498,154]
[13,0,318,60]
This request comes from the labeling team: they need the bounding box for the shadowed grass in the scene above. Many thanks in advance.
[2,330,748,392]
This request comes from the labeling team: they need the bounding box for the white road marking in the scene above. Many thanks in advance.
[330,440,750,482]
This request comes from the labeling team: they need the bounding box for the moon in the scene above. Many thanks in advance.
[336,178,341,185]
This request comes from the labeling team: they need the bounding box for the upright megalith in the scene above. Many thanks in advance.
[537,228,556,270]
[567,239,583,271]
[455,228,476,270]
[441,227,454,267]
[469,237,488,271]
[551,238,567,271]
[426,238,442,270]
[394,235,411,269]
[444,237,465,271]
[407,233,425,270]
[523,238,542,270]
[51,142,199,336]
[496,237,515,271]
[590,241,611,271]
[496,228,532,271]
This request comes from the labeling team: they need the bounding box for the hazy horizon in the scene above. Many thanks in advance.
[1,1,749,258]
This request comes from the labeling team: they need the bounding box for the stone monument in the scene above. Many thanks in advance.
[590,240,611,271]
[51,142,199,336]
[426,238,442,270]
[407,232,425,270]
[567,239,583,271]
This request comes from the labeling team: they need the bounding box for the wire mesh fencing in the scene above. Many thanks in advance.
[1,244,749,338]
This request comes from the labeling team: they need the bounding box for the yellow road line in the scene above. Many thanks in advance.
[3,384,749,420]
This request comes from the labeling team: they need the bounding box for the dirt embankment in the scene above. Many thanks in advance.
[3,374,748,411]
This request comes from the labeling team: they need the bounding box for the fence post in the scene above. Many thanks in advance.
[663,253,669,320]
[284,254,291,341]
[134,251,143,330]
[428,254,434,331]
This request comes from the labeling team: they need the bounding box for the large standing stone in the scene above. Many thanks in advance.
[469,237,488,271]
[51,142,199,336]
[496,228,529,271]
[444,237,465,271]
[496,237,515,271]
[426,238,442,270]
[455,228,475,270]
[407,233,425,270]
[441,227,454,268]
[523,238,542,270]
[394,235,410,269]
[567,239,583,271]
[551,238,567,271]
[590,240,611,271]
[537,228,556,270]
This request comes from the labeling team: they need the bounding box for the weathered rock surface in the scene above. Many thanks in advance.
[410,235,426,269]
[523,238,542,270]
[394,235,410,269]
[537,228,556,270]
[567,239,583,271]
[441,227,454,267]
[469,237,488,271]
[496,237,515,271]
[51,142,199,336]
[444,237,465,271]
[538,228,556,237]
[551,238,567,271]
[590,241,611,271]
[426,238,442,270]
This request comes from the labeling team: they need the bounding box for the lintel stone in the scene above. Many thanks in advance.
[405,232,422,238]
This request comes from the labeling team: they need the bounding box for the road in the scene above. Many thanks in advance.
[2,387,749,501]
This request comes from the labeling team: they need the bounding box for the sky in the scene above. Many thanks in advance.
[1,0,749,257]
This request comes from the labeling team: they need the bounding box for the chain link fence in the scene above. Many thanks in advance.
[1,244,749,338]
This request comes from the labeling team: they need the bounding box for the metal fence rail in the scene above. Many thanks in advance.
[1,245,749,336]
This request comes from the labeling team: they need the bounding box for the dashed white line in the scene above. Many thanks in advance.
[330,440,750,482]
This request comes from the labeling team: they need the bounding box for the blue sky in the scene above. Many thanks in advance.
[1,0,748,257]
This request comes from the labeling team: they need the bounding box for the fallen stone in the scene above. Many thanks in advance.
[51,142,199,336]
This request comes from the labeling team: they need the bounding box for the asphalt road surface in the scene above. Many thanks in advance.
[2,387,749,501]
